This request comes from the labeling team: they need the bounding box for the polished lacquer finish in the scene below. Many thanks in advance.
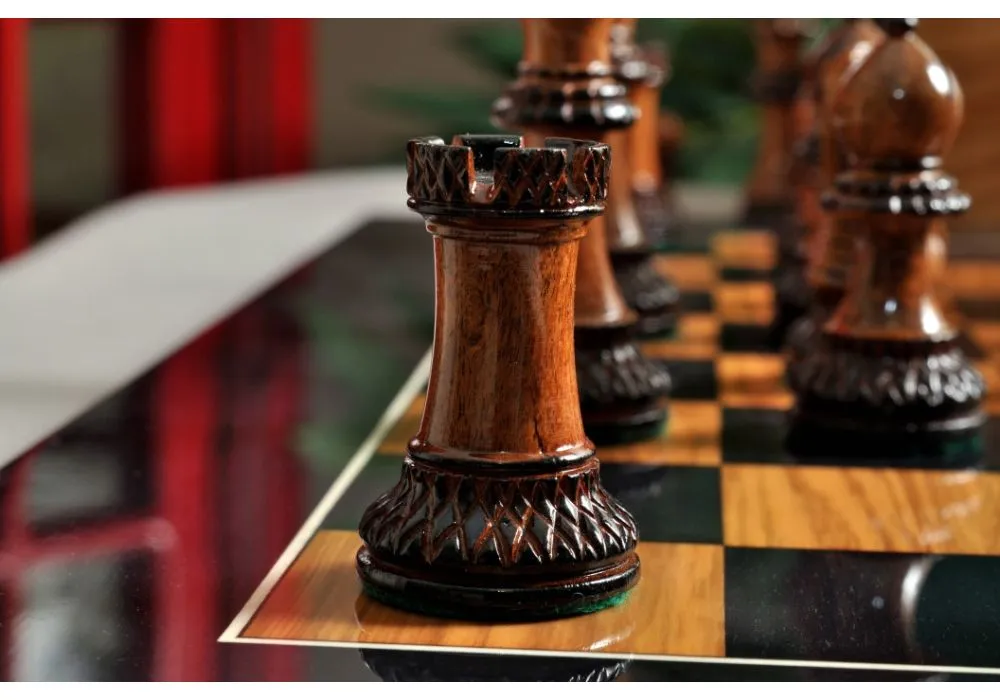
[791,19,986,446]
[355,134,641,620]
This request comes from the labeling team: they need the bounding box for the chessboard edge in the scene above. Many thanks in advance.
[218,347,434,643]
[222,635,1000,677]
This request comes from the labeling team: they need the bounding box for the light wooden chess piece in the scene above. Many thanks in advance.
[357,134,641,620]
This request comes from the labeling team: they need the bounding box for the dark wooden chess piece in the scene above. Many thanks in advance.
[356,134,641,620]
[603,19,680,338]
[786,20,884,383]
[493,19,671,446]
[613,24,678,253]
[789,20,986,449]
[741,19,809,232]
[771,30,830,342]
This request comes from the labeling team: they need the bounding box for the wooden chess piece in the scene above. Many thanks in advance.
[786,20,884,382]
[771,30,832,340]
[790,20,986,445]
[741,19,809,232]
[493,19,671,446]
[604,19,680,338]
[356,134,641,620]
[612,24,678,252]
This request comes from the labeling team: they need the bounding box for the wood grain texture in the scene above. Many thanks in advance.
[943,261,1000,300]
[379,394,731,463]
[641,314,718,360]
[717,354,793,409]
[243,530,725,657]
[715,282,775,324]
[654,254,717,291]
[711,231,776,270]
[722,465,1000,555]
[596,401,720,467]
[415,223,589,463]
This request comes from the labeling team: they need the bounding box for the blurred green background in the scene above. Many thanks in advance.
[361,19,760,184]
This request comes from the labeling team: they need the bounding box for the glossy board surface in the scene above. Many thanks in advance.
[4,218,1000,681]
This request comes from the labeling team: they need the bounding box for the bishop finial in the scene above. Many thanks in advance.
[831,17,962,168]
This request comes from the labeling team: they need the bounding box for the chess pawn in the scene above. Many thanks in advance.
[357,135,641,620]
[741,19,809,232]
[791,20,986,445]
[614,28,678,252]
[493,18,671,446]
[771,31,832,341]
[785,20,884,380]
[606,18,680,338]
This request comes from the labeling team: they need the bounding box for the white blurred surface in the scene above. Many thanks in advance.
[0,167,408,469]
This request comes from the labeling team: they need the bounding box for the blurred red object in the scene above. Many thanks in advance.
[0,18,314,258]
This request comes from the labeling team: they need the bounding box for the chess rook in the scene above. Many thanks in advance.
[791,20,986,444]
[494,19,671,446]
[356,135,641,620]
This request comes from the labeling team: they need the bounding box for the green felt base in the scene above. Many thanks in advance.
[356,547,641,624]
[361,582,634,623]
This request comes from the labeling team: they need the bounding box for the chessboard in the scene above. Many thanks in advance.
[220,220,1000,681]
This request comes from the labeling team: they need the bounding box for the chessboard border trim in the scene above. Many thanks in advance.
[218,347,434,643]
[220,636,1000,677]
[219,345,1000,677]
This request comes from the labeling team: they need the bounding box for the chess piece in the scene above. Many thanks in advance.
[356,135,641,620]
[741,19,810,232]
[786,20,884,381]
[790,20,986,446]
[606,18,680,337]
[771,28,834,341]
[494,19,671,446]
[613,26,678,252]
